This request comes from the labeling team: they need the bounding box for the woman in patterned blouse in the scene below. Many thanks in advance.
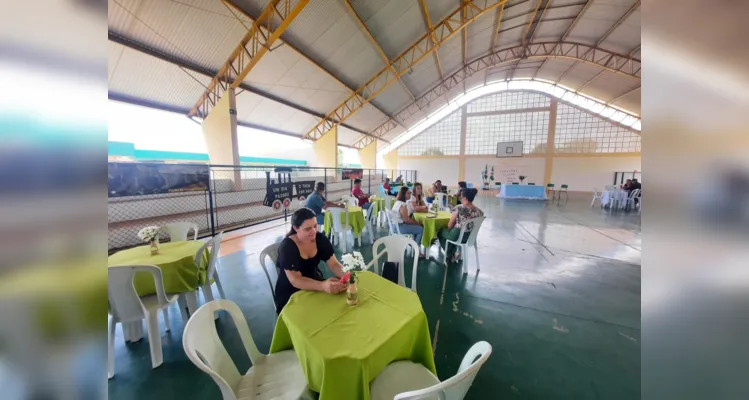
[437,188,484,262]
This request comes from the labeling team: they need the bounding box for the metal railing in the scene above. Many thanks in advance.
[108,164,416,253]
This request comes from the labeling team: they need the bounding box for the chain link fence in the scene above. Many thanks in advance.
[108,165,417,253]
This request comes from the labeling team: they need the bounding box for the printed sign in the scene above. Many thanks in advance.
[263,167,315,209]
[341,168,363,180]
[108,163,210,197]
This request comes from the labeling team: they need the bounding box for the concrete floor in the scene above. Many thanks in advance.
[108,194,641,399]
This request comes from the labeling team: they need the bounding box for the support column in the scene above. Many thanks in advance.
[202,88,241,190]
[202,88,240,165]
[312,126,338,167]
[457,105,468,181]
[382,151,398,173]
[543,99,558,186]
[358,140,377,169]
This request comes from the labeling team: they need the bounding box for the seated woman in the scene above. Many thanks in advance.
[305,182,344,225]
[407,182,429,213]
[383,178,392,194]
[437,188,484,262]
[392,187,425,257]
[424,180,442,203]
[274,207,348,313]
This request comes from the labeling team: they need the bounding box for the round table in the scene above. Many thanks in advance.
[108,241,209,296]
[270,271,436,400]
[413,211,452,247]
[323,206,366,236]
[601,190,629,209]
[108,241,209,342]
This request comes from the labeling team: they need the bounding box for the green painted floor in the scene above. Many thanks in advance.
[108,195,641,399]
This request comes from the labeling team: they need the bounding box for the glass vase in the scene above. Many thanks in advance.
[150,239,159,255]
[346,282,359,306]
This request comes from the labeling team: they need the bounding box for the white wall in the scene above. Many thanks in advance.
[551,156,641,191]
[465,157,546,185]
[398,157,460,186]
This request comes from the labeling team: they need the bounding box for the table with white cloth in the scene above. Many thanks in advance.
[601,189,629,209]
[497,184,547,200]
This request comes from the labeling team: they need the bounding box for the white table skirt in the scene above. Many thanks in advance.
[601,190,629,209]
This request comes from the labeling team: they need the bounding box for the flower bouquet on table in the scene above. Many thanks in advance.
[340,251,366,305]
[138,226,161,255]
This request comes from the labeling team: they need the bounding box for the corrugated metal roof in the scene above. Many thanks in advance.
[566,0,637,45]
[363,0,426,60]
[401,59,441,98]
[437,35,464,76]
[371,83,414,116]
[109,41,211,109]
[108,0,247,72]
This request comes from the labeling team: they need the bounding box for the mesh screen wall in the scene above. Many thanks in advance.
[397,109,462,156]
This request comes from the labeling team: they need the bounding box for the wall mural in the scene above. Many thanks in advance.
[108,162,210,197]
[263,167,315,210]
[341,168,363,180]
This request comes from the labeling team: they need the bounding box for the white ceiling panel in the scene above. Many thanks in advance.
[557,61,600,89]
[608,86,640,115]
[584,71,640,107]
[337,126,365,146]
[598,8,641,54]
[346,103,390,132]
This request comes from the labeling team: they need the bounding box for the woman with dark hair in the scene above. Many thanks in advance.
[305,182,344,225]
[274,207,347,312]
[407,182,429,213]
[437,188,484,262]
[391,187,425,257]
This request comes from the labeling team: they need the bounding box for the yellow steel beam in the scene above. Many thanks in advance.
[489,1,506,52]
[532,0,592,79]
[419,0,445,79]
[189,0,309,118]
[303,0,508,141]
[343,0,416,101]
[221,0,401,127]
[350,41,641,146]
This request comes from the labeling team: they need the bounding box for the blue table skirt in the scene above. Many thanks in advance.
[498,185,548,199]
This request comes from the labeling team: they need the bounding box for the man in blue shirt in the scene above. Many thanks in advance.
[306,182,344,224]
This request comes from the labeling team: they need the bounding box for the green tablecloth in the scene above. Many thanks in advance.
[270,271,436,400]
[323,206,366,236]
[413,211,452,247]
[448,195,458,206]
[107,241,209,296]
[370,196,387,213]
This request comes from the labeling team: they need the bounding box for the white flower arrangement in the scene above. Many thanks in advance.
[137,226,161,242]
[340,251,366,284]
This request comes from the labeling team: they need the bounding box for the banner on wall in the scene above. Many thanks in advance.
[108,163,210,197]
[498,168,519,184]
[341,168,363,180]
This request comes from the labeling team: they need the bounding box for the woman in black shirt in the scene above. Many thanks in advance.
[274,207,348,313]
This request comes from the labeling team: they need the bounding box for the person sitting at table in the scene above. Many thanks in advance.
[351,178,372,211]
[458,181,467,190]
[407,182,429,213]
[392,187,425,258]
[424,180,442,203]
[383,178,392,193]
[395,174,403,183]
[621,179,632,191]
[275,207,348,313]
[437,188,484,263]
[630,178,642,205]
[306,182,344,225]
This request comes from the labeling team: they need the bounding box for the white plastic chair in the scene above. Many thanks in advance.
[370,341,492,400]
[108,265,179,378]
[591,188,602,207]
[178,232,225,319]
[366,236,420,293]
[361,204,378,245]
[162,221,199,242]
[377,195,394,228]
[259,242,282,301]
[327,207,353,252]
[434,193,450,211]
[626,188,641,211]
[443,217,486,275]
[183,299,312,400]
